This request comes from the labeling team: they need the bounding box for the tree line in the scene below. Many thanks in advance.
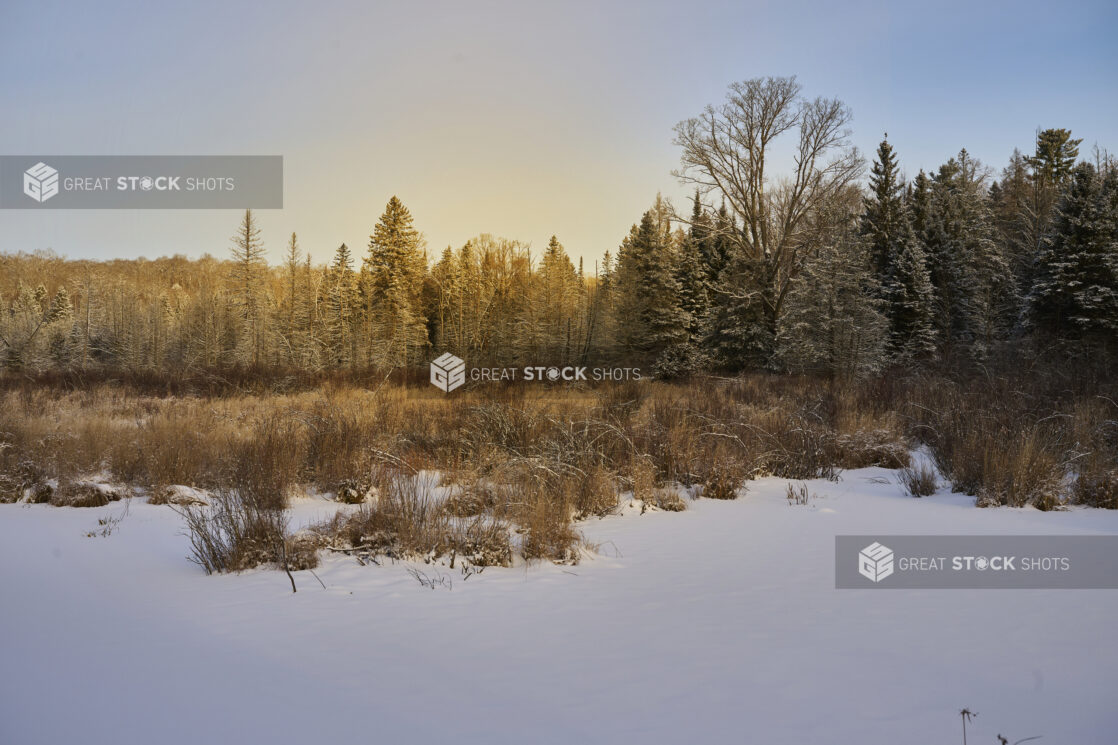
[2,77,1116,379]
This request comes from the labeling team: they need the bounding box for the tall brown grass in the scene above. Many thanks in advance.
[2,364,1116,571]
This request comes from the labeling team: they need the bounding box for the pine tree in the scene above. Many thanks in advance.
[861,138,907,278]
[48,286,73,322]
[703,205,772,371]
[989,149,1035,290]
[1027,163,1118,347]
[777,196,888,379]
[324,243,357,365]
[918,151,1016,358]
[860,138,937,361]
[887,231,938,361]
[1028,128,1083,186]
[612,207,690,375]
[537,236,579,363]
[46,287,76,367]
[361,197,429,366]
[1,281,49,369]
[675,221,711,345]
[229,209,267,364]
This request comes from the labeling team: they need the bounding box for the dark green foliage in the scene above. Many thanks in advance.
[861,139,937,362]
[1027,163,1118,347]
[917,151,1017,358]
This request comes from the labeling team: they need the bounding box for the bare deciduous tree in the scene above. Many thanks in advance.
[673,76,864,333]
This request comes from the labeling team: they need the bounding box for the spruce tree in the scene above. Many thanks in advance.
[612,208,690,375]
[675,222,710,345]
[48,287,73,322]
[1028,128,1083,186]
[918,151,1016,358]
[1028,163,1118,347]
[701,200,773,372]
[777,197,888,378]
[325,243,357,365]
[229,209,267,364]
[861,137,907,278]
[861,138,937,361]
[361,197,429,366]
[538,236,579,363]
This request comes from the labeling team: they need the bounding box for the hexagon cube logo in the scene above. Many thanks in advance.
[858,542,894,583]
[430,352,465,393]
[23,162,60,203]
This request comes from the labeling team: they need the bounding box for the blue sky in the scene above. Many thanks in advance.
[1,0,1116,266]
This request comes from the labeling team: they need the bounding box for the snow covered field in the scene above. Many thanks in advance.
[2,466,1117,744]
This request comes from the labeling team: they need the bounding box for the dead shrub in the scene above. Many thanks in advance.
[148,484,209,506]
[520,496,580,563]
[897,463,938,497]
[284,531,322,571]
[700,459,745,500]
[649,487,687,511]
[323,471,514,566]
[448,516,513,567]
[834,430,910,470]
[974,429,1066,510]
[571,465,618,517]
[142,411,230,490]
[629,455,657,503]
[0,444,41,502]
[333,470,383,504]
[177,488,297,574]
[325,471,451,557]
[443,480,498,517]
[1072,469,1118,509]
[25,481,54,504]
[222,415,305,510]
[755,409,838,481]
[304,403,376,489]
[0,473,22,503]
[50,480,129,508]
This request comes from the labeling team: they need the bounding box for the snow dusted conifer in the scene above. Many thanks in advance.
[777,188,888,378]
[1027,163,1118,346]
[361,197,429,366]
[861,138,937,361]
[325,243,357,365]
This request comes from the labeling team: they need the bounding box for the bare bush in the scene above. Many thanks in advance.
[1072,469,1118,509]
[176,488,307,574]
[834,430,911,470]
[700,459,745,500]
[322,471,514,566]
[50,480,129,508]
[898,463,938,497]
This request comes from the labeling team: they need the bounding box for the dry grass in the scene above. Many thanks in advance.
[2,365,1116,574]
[320,471,514,567]
[897,463,938,497]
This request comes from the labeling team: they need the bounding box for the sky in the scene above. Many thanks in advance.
[1,0,1116,268]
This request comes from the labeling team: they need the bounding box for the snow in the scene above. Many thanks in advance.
[2,466,1117,744]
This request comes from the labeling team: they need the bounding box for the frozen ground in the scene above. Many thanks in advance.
[2,466,1117,744]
